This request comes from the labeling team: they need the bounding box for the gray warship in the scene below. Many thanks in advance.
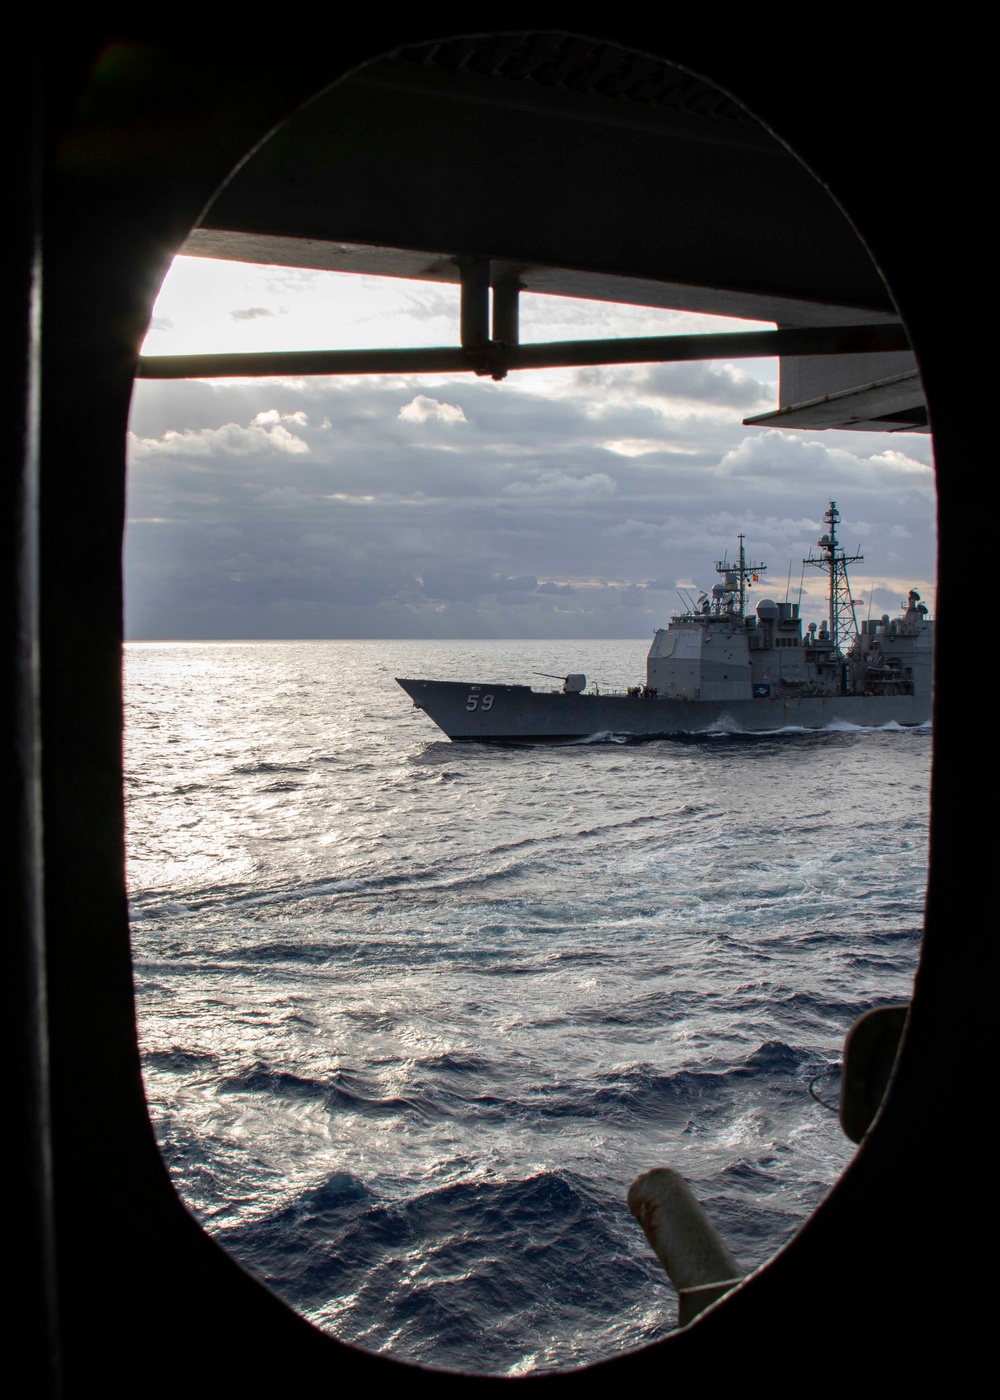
[397,502,933,742]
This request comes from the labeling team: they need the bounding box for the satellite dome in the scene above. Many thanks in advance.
[756,598,779,620]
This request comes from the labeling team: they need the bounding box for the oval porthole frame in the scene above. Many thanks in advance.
[17,23,976,1394]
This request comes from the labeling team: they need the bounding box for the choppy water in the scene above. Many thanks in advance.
[125,639,929,1373]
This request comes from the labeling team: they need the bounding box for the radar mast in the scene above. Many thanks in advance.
[714,533,766,617]
[804,501,862,653]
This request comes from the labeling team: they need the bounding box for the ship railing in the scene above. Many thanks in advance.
[530,685,632,696]
[528,685,640,696]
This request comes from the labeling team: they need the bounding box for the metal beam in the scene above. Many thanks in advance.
[492,273,521,347]
[744,368,926,432]
[136,322,910,381]
[458,258,490,349]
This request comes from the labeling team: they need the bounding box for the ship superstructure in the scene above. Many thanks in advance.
[646,501,931,707]
[398,501,933,741]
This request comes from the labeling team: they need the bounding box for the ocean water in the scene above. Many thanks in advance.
[125,638,929,1374]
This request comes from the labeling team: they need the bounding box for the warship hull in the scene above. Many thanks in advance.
[397,678,930,742]
[399,503,933,743]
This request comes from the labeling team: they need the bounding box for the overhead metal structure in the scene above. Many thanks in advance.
[138,317,911,382]
[149,33,925,430]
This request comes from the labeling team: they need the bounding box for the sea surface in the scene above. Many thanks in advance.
[125,638,929,1374]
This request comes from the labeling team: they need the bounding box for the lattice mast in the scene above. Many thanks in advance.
[714,533,766,617]
[805,501,863,653]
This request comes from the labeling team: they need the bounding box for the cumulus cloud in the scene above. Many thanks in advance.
[715,429,935,497]
[642,360,775,407]
[863,448,932,477]
[398,395,467,424]
[231,306,275,321]
[567,360,776,415]
[504,470,616,498]
[129,410,310,459]
[252,408,308,427]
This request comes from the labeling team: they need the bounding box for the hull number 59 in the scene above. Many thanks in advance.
[466,693,494,712]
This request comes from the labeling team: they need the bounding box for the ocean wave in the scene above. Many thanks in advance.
[232,761,312,775]
[216,1062,438,1121]
[215,1168,669,1372]
[126,638,929,1372]
[187,1038,815,1138]
[144,1047,220,1073]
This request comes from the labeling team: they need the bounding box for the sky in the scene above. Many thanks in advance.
[125,257,936,640]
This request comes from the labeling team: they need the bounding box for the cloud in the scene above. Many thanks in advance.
[642,360,776,407]
[504,470,616,498]
[125,370,935,640]
[252,408,308,427]
[715,429,935,497]
[129,410,310,459]
[567,360,776,414]
[398,395,467,424]
[602,439,669,458]
[606,518,669,542]
[127,260,937,639]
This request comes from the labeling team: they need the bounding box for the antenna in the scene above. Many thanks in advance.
[867,582,877,623]
[803,500,863,658]
[713,531,766,617]
[784,561,792,604]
